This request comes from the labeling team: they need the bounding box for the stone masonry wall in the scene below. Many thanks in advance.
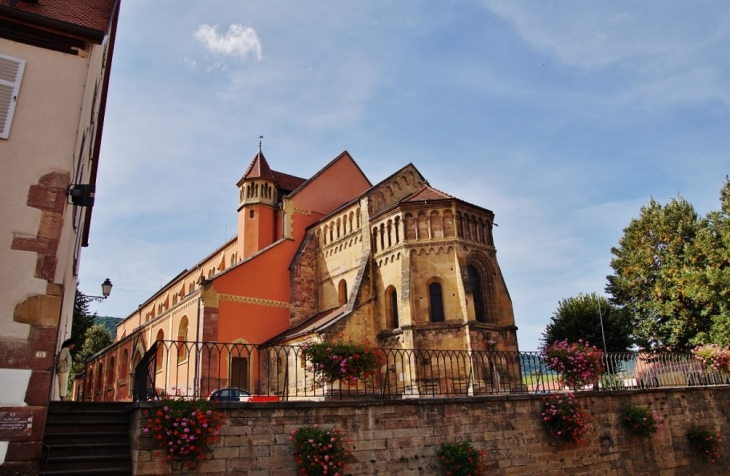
[131,386,730,475]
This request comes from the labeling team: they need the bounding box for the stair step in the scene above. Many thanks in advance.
[44,442,130,458]
[42,403,132,475]
[46,413,129,423]
[40,466,131,476]
[49,401,130,412]
[43,431,129,445]
[44,454,132,472]
[44,421,129,433]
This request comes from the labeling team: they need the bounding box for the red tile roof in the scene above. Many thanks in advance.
[272,170,306,192]
[11,0,117,33]
[241,151,277,182]
[264,305,348,344]
[238,150,306,192]
[403,185,454,202]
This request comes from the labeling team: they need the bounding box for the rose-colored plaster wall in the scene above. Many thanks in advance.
[289,152,371,215]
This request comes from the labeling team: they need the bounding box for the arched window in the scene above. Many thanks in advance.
[468,265,487,323]
[87,368,93,399]
[386,286,399,329]
[107,357,115,386]
[121,349,129,381]
[338,280,348,306]
[155,330,164,372]
[177,316,189,364]
[428,282,445,322]
[96,363,103,394]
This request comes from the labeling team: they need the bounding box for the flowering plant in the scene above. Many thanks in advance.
[692,344,730,374]
[437,439,487,476]
[143,399,225,466]
[543,339,604,389]
[620,405,663,438]
[301,335,385,387]
[688,424,723,463]
[540,392,589,446]
[290,425,350,476]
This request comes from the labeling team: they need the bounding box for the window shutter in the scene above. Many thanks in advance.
[0,53,26,140]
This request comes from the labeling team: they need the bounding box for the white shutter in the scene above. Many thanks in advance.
[0,53,26,140]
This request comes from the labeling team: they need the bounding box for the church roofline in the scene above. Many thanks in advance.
[119,235,238,321]
[286,150,372,198]
[307,162,425,226]
[369,186,495,221]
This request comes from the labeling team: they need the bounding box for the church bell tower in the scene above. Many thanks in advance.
[236,144,278,260]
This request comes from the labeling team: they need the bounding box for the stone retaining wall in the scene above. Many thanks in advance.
[131,386,730,475]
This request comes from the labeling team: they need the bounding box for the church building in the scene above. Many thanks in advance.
[83,148,519,401]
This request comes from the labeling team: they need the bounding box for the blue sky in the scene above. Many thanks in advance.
[80,0,730,351]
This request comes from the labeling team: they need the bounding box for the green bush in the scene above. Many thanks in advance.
[436,439,486,476]
[290,425,350,476]
[620,405,663,437]
[688,424,723,463]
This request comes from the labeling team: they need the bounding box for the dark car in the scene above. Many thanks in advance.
[208,388,251,402]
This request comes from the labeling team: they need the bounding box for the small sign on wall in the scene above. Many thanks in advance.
[0,410,34,439]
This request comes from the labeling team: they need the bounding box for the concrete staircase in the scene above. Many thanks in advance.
[40,401,132,476]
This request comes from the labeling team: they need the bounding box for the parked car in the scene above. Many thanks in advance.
[208,388,251,402]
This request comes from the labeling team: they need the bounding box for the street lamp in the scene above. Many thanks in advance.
[86,278,113,303]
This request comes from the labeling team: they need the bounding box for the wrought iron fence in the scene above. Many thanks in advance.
[81,340,730,402]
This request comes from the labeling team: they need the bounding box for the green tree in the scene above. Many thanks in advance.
[541,293,633,352]
[691,178,730,345]
[607,179,730,350]
[71,287,96,347]
[71,324,113,381]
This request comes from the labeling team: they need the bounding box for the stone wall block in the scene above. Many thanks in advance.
[35,254,58,281]
[13,293,62,327]
[24,370,52,406]
[26,185,66,214]
[10,236,56,254]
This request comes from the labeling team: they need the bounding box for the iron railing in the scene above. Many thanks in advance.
[81,340,730,401]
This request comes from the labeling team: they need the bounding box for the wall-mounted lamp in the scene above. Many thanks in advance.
[86,278,113,303]
[68,183,95,207]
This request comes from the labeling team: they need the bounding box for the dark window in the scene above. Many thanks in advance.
[386,286,399,328]
[469,265,487,323]
[429,282,445,322]
[155,330,164,372]
[249,209,255,219]
[391,288,399,328]
[231,357,248,390]
[338,280,348,306]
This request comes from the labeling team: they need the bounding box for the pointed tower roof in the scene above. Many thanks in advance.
[238,149,277,185]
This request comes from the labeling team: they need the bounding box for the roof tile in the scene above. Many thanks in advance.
[403,185,454,202]
[12,0,116,33]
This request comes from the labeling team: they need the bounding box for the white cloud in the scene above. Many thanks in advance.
[183,56,196,67]
[194,24,262,61]
[207,60,228,72]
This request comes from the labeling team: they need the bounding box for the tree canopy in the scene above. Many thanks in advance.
[71,287,96,347]
[542,292,633,352]
[71,324,113,380]
[606,178,730,350]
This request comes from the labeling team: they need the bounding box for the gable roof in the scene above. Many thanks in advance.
[287,150,371,198]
